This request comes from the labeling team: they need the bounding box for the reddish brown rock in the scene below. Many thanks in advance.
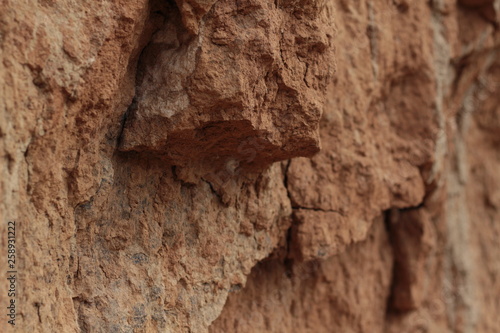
[119,0,334,172]
[387,208,436,312]
[210,217,394,333]
[0,0,499,332]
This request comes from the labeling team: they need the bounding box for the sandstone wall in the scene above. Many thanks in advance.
[0,0,499,332]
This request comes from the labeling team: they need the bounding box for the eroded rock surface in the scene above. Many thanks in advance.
[0,0,499,332]
[119,0,334,172]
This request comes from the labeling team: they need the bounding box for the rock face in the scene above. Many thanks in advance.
[0,0,499,332]
[120,0,333,173]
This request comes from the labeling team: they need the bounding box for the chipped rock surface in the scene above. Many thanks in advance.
[119,0,334,174]
[0,0,499,332]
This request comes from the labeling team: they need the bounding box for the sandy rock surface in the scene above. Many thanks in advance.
[0,0,499,332]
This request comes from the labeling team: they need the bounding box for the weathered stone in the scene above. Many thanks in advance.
[1,0,499,332]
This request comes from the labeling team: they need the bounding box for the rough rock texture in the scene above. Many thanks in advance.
[0,0,499,332]
[120,0,334,175]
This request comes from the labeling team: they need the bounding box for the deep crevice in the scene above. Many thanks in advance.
[283,159,293,204]
[202,178,223,201]
[116,97,137,149]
